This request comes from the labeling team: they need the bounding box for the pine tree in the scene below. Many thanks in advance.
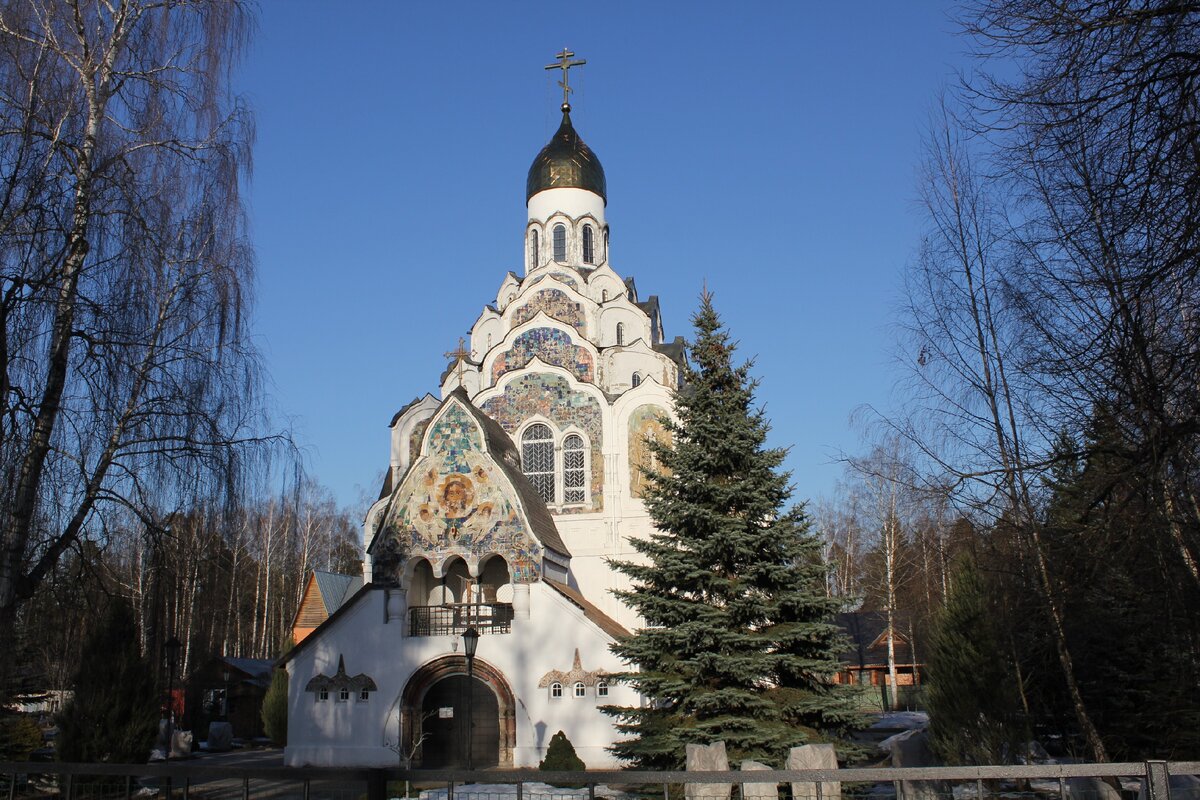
[55,598,158,763]
[605,292,861,769]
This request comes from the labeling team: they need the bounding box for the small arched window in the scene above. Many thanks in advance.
[582,224,594,264]
[318,688,328,702]
[616,322,625,346]
[597,681,609,697]
[563,434,586,504]
[551,682,563,698]
[358,689,370,702]
[338,688,350,702]
[552,224,567,262]
[521,423,556,503]
[573,682,586,698]
[529,229,539,270]
[601,289,608,302]
[632,373,642,388]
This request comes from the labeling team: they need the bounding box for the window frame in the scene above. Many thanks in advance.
[318,687,329,702]
[338,687,350,702]
[552,224,567,262]
[573,682,586,698]
[518,421,592,510]
[529,229,540,270]
[596,681,608,698]
[582,224,594,264]
[358,688,370,703]
[551,681,563,699]
[615,322,625,346]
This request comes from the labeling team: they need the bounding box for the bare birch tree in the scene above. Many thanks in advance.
[0,0,270,687]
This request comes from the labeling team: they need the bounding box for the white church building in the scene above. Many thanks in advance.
[281,60,685,770]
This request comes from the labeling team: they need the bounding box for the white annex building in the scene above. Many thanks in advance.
[282,58,684,770]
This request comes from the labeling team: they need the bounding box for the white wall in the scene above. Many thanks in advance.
[285,583,637,769]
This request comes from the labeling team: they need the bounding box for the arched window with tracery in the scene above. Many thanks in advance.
[529,229,539,270]
[562,434,586,504]
[582,224,594,264]
[521,423,556,503]
[552,224,567,262]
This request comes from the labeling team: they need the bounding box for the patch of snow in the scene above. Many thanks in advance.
[869,711,929,730]
[416,784,632,800]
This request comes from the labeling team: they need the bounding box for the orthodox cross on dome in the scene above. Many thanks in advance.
[545,48,586,108]
[443,337,471,384]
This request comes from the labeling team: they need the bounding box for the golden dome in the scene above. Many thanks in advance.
[526,104,606,203]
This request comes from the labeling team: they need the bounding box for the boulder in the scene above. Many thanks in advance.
[685,741,730,800]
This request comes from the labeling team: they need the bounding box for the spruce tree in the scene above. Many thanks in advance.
[605,292,861,769]
[56,598,158,763]
[926,556,1027,764]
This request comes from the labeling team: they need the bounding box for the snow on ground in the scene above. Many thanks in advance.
[416,783,631,800]
[868,711,929,731]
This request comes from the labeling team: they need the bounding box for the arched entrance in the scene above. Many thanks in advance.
[400,655,515,768]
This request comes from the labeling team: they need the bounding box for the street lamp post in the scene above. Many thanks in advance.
[164,636,182,761]
[462,626,480,772]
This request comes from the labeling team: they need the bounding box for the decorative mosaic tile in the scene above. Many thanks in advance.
[628,403,671,499]
[379,402,544,583]
[510,289,587,335]
[491,327,594,384]
[408,417,431,467]
[480,372,604,513]
[529,271,580,292]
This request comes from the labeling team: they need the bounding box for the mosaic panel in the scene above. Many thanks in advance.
[480,372,604,513]
[529,271,580,291]
[628,403,671,499]
[408,417,431,467]
[510,289,587,335]
[379,402,543,583]
[491,327,594,384]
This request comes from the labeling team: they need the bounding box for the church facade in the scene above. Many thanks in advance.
[281,77,684,769]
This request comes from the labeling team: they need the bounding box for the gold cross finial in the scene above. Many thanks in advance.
[443,337,471,384]
[545,48,586,108]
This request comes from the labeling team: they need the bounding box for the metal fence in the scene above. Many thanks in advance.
[0,760,1196,800]
[409,604,514,636]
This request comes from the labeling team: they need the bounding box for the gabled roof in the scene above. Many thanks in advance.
[544,577,630,641]
[374,389,570,560]
[219,657,275,686]
[653,336,688,368]
[837,610,919,667]
[314,571,363,615]
[444,389,570,559]
[279,583,377,666]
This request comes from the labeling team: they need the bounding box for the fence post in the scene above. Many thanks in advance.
[367,769,387,800]
[242,775,250,800]
[1146,760,1171,800]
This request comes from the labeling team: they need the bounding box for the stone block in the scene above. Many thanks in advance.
[740,759,778,800]
[685,741,730,800]
[787,743,840,800]
[207,721,233,752]
[1066,778,1121,800]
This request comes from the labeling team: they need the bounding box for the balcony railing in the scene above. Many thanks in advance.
[409,603,514,636]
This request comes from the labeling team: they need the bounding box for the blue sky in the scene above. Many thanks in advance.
[238,2,973,514]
